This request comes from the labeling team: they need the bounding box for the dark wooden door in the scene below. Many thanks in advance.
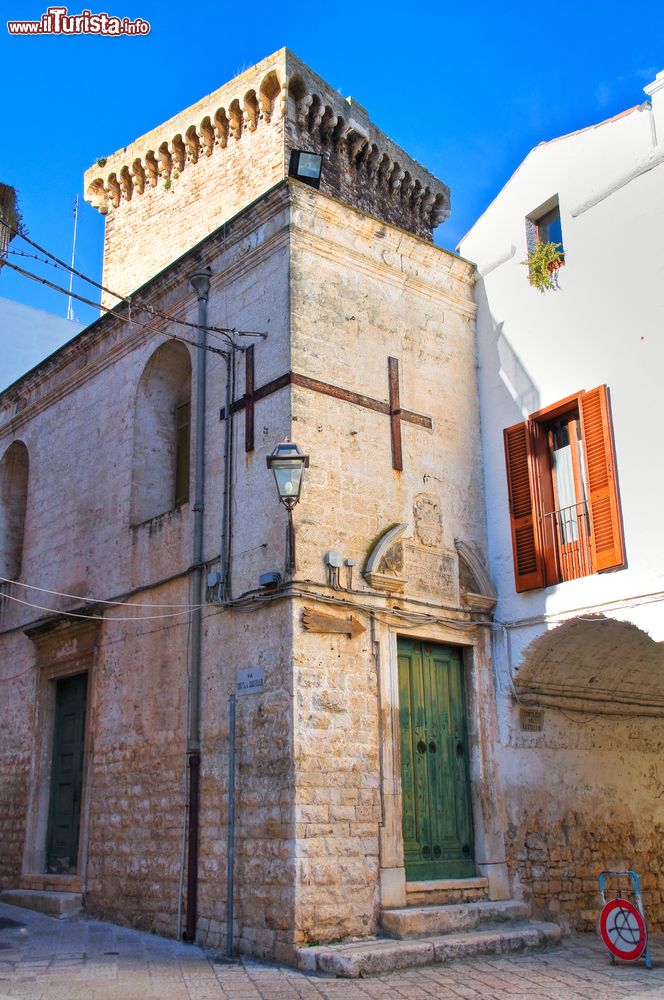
[46,673,87,874]
[398,639,474,879]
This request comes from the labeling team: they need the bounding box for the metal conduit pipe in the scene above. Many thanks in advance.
[220,348,234,602]
[184,267,211,943]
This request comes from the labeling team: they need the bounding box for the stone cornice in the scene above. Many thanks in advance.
[283,52,449,237]
[84,49,450,240]
[84,50,290,215]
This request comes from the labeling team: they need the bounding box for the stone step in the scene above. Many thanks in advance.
[406,876,489,907]
[381,899,529,939]
[297,920,563,978]
[0,889,83,919]
[18,874,81,894]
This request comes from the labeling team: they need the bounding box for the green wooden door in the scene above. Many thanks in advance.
[398,639,474,879]
[46,673,88,874]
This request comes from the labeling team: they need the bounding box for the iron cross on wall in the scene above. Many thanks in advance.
[220,348,432,471]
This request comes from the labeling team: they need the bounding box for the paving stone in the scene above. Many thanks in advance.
[3,902,664,998]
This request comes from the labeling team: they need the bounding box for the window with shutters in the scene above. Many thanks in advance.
[503,385,625,592]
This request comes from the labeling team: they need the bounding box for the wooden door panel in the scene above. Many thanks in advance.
[399,640,474,880]
[46,673,87,874]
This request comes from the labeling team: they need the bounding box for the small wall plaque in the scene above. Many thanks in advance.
[237,667,264,696]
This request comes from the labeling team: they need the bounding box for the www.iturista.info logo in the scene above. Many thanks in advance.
[7,6,150,35]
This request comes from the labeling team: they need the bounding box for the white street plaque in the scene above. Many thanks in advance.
[236,667,264,696]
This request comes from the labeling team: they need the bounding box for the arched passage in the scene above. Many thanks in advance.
[514,615,664,714]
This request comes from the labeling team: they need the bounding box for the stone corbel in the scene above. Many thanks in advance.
[431,192,451,227]
[85,179,108,214]
[297,93,313,128]
[390,165,405,195]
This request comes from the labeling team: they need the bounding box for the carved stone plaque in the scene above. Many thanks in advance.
[413,494,442,548]
[403,544,456,601]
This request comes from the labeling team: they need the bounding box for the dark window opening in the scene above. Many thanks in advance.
[174,400,191,507]
[526,198,565,264]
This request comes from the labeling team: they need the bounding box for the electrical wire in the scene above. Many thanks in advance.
[497,589,664,632]
[2,257,234,361]
[0,575,206,609]
[1,590,201,621]
[5,247,242,352]
[4,221,266,342]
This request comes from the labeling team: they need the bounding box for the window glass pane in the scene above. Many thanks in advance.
[551,423,578,541]
[537,206,563,249]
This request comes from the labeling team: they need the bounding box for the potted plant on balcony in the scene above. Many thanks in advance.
[522,239,564,292]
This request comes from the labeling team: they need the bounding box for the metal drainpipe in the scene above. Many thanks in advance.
[220,348,234,602]
[184,268,211,943]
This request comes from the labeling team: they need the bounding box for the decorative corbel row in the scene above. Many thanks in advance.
[85,67,285,214]
[286,74,451,232]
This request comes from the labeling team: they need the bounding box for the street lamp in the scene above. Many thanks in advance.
[266,439,309,575]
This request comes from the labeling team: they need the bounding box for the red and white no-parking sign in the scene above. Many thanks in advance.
[599,898,648,962]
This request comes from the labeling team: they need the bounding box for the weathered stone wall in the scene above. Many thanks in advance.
[196,607,296,962]
[499,704,664,931]
[292,602,380,946]
[83,586,188,932]
[0,187,296,956]
[507,812,664,932]
[0,632,34,887]
[286,184,485,942]
[288,182,482,589]
[0,180,492,963]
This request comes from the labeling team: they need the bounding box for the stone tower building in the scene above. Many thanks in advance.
[84,49,450,304]
[0,51,559,971]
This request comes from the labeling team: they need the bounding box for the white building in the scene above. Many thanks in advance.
[0,296,84,392]
[459,70,664,929]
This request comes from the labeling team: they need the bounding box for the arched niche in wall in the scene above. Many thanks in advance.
[0,440,29,580]
[130,341,192,525]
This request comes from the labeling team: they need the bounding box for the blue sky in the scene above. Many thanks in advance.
[1,0,662,325]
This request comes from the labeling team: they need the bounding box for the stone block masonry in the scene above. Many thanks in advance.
[84,49,450,305]
[2,105,491,965]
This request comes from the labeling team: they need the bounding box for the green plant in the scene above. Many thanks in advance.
[0,183,26,256]
[522,239,564,292]
[163,178,172,190]
[96,156,107,168]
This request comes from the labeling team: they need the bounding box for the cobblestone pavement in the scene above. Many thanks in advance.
[2,902,664,1000]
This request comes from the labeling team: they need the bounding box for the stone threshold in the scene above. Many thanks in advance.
[381,899,528,939]
[297,921,563,977]
[0,888,83,919]
[406,876,488,893]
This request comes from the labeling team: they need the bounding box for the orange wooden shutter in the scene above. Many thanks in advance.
[579,385,626,572]
[504,421,546,591]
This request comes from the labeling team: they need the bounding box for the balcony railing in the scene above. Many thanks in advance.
[544,500,593,581]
